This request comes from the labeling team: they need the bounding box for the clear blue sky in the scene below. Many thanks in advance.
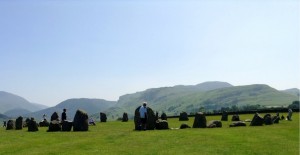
[0,0,299,106]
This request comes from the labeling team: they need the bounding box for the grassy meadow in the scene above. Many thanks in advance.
[0,113,299,155]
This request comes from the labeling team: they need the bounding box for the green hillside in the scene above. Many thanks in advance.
[105,83,298,119]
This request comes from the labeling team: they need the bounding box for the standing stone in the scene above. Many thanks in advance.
[73,109,89,131]
[287,109,293,121]
[6,120,15,130]
[28,118,38,132]
[155,119,169,130]
[250,113,264,126]
[134,106,156,130]
[161,113,167,120]
[264,114,273,125]
[207,120,222,128]
[62,121,73,131]
[100,112,107,122]
[221,111,228,121]
[231,114,240,121]
[193,112,207,128]
[51,112,59,121]
[16,116,23,130]
[179,112,189,121]
[48,112,61,132]
[122,113,128,122]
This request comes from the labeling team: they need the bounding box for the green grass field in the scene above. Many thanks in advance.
[0,113,299,155]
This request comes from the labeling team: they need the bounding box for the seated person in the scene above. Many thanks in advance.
[89,118,96,125]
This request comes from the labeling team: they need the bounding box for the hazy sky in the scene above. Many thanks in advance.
[0,0,299,106]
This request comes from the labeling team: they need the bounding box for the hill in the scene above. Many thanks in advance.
[281,88,300,97]
[0,91,48,114]
[25,98,117,120]
[105,82,298,118]
[4,108,32,118]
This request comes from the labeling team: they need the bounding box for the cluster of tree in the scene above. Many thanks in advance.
[288,101,299,109]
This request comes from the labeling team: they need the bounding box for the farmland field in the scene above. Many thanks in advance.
[0,113,299,155]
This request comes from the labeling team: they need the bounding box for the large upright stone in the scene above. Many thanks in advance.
[221,111,228,121]
[250,113,264,126]
[6,120,15,130]
[134,106,156,130]
[28,118,38,132]
[100,112,107,122]
[179,112,189,121]
[193,112,207,128]
[51,112,59,121]
[161,113,167,120]
[48,112,61,132]
[122,113,128,122]
[16,116,23,130]
[73,109,89,131]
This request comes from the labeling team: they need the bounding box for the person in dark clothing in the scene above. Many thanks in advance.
[3,121,6,127]
[61,108,67,122]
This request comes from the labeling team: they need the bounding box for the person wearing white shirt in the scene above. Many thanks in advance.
[139,102,148,130]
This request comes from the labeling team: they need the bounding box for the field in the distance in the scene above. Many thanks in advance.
[0,113,299,155]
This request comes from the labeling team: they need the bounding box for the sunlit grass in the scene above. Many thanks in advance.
[0,113,299,155]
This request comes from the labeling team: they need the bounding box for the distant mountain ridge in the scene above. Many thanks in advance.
[0,91,48,114]
[25,98,117,120]
[1,82,299,120]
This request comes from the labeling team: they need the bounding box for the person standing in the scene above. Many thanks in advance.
[139,102,148,130]
[62,108,67,122]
